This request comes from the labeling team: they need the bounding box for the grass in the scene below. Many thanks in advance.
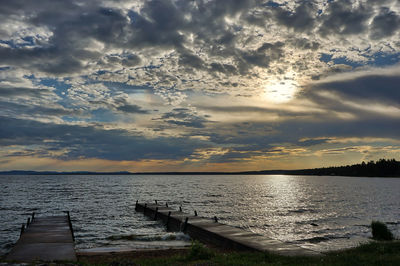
[1,241,399,265]
[76,240,400,266]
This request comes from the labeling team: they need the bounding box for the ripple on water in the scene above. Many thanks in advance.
[0,174,399,255]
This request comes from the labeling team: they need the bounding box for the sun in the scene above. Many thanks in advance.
[263,79,298,103]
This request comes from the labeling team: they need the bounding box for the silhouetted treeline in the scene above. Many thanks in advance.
[255,159,400,177]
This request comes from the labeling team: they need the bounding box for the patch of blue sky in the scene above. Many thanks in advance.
[332,57,364,68]
[141,64,162,70]
[127,10,138,24]
[39,78,71,97]
[87,108,119,123]
[369,52,400,67]
[102,81,152,93]
[0,66,11,72]
[61,116,83,123]
[319,53,333,63]
[319,53,364,68]
[320,51,400,68]
[0,36,36,48]
[264,1,283,7]
[36,77,76,109]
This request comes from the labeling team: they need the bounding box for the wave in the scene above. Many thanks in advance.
[106,232,190,242]
[288,208,318,214]
[301,235,350,243]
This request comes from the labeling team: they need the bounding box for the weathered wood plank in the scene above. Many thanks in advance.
[136,202,321,256]
[6,215,76,262]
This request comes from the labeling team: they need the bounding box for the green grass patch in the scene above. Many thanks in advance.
[3,240,399,265]
[85,241,400,266]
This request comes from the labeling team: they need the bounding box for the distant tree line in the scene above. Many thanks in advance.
[286,158,400,177]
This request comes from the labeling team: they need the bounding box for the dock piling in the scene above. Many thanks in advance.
[155,200,158,205]
[27,217,31,227]
[65,211,75,241]
[183,217,189,232]
[134,202,321,256]
[166,211,171,229]
[20,224,25,237]
[154,207,159,220]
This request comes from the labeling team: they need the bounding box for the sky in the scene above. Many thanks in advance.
[0,0,400,172]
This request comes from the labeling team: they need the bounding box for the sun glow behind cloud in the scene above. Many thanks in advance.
[263,75,299,103]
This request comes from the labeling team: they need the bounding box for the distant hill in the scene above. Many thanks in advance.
[0,159,399,177]
[0,170,132,175]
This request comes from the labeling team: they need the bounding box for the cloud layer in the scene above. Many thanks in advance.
[1,0,400,171]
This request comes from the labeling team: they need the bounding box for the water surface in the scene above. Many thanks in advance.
[0,174,399,254]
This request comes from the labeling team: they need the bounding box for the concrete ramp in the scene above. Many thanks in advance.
[6,215,76,262]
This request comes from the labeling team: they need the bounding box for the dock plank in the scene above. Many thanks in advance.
[6,215,76,262]
[136,202,321,256]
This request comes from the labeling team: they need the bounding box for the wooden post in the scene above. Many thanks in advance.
[20,224,25,237]
[154,207,159,220]
[166,211,171,229]
[27,217,31,227]
[214,216,218,223]
[31,212,35,221]
[165,202,168,207]
[179,206,182,212]
[155,200,158,205]
[194,210,198,216]
[135,200,138,210]
[183,217,189,232]
[66,211,75,242]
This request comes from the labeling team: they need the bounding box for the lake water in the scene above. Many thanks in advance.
[0,174,399,255]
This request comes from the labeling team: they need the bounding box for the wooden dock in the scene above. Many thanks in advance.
[6,212,77,262]
[136,202,321,256]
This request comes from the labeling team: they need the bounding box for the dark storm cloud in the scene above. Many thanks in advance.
[273,1,316,32]
[370,7,400,39]
[116,104,149,114]
[0,0,256,75]
[236,42,285,74]
[1,0,399,77]
[0,86,53,98]
[290,38,320,50]
[178,51,205,70]
[157,108,209,128]
[318,0,372,36]
[307,74,400,105]
[203,113,400,152]
[0,116,206,160]
[210,63,238,75]
[0,101,81,117]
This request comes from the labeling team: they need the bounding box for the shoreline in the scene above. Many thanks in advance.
[76,240,400,265]
[2,240,399,264]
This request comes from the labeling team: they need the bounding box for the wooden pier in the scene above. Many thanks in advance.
[6,212,77,262]
[135,202,321,256]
